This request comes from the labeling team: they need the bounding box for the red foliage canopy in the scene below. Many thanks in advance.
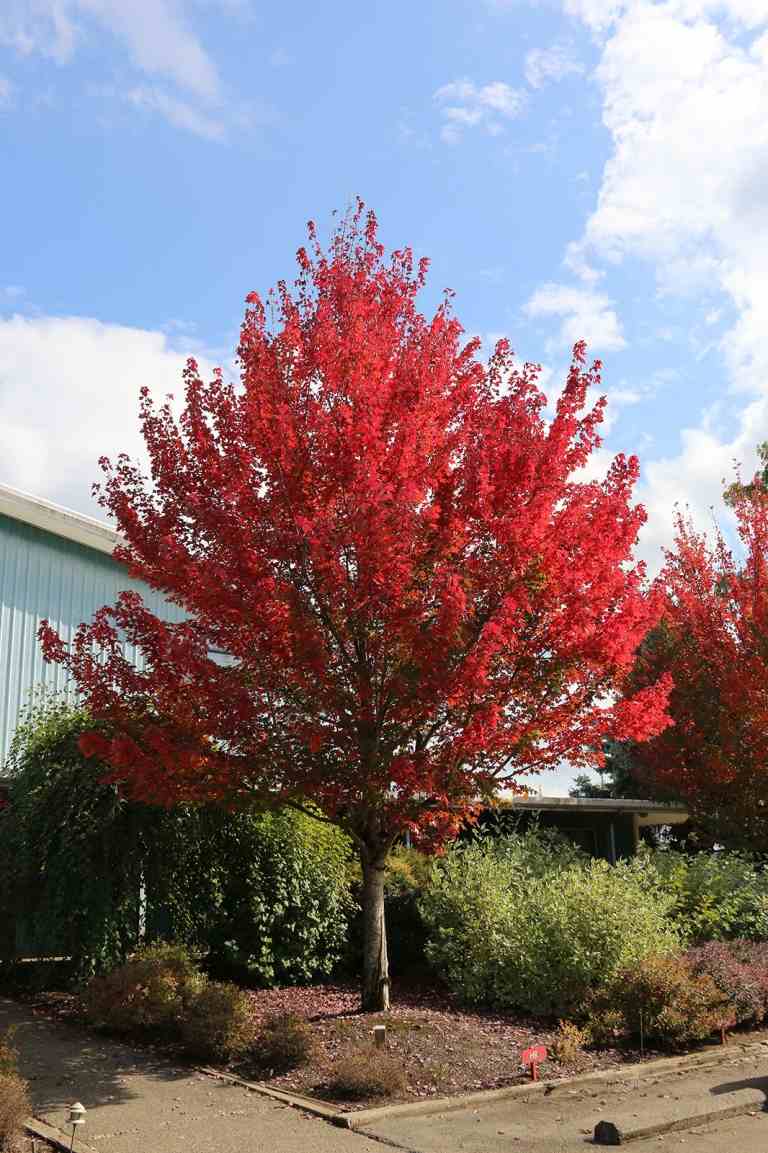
[632,488,768,848]
[40,206,669,855]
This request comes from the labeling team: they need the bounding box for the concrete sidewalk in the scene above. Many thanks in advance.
[357,1044,768,1152]
[0,998,380,1153]
[6,992,768,1153]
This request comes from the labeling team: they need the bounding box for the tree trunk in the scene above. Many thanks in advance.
[360,849,390,1012]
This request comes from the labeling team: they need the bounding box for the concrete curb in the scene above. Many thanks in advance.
[25,1116,99,1153]
[595,1100,767,1145]
[196,1065,343,1121]
[336,1037,768,1130]
[197,1035,768,1133]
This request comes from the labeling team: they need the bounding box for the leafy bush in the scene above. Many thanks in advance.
[550,1020,589,1065]
[324,1044,407,1100]
[420,836,680,1014]
[687,941,768,1027]
[84,943,205,1038]
[200,807,355,986]
[179,981,256,1061]
[584,954,728,1047]
[583,1006,625,1046]
[636,849,768,942]
[0,700,155,978]
[1,698,355,984]
[253,1013,314,1073]
[0,1032,30,1153]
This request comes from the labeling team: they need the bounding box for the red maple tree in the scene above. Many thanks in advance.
[40,206,670,1009]
[630,478,768,849]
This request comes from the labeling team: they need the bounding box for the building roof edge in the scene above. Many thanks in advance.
[0,482,119,557]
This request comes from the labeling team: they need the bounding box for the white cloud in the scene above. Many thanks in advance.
[568,1,768,394]
[127,86,225,140]
[82,0,218,99]
[524,42,584,88]
[434,79,526,142]
[1,0,218,94]
[0,75,14,107]
[0,0,76,60]
[540,0,768,567]
[0,314,216,514]
[0,0,244,137]
[524,282,626,352]
[635,401,768,573]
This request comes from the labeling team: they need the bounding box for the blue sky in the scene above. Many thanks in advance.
[2,0,768,792]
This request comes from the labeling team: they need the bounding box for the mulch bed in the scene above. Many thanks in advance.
[17,982,663,1108]
[229,981,657,1106]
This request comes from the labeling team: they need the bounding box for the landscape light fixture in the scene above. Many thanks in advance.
[67,1102,86,1151]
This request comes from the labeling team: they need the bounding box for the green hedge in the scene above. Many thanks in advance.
[630,848,768,942]
[420,834,680,1015]
[0,699,355,984]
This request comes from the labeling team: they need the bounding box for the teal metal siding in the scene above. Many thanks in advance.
[0,512,184,763]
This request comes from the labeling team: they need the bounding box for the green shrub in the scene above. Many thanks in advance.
[1,698,355,984]
[0,699,154,978]
[201,807,355,987]
[324,1044,407,1100]
[179,981,255,1062]
[84,943,205,1038]
[253,1013,314,1073]
[420,836,680,1015]
[635,849,768,942]
[0,1031,30,1153]
[585,954,728,1047]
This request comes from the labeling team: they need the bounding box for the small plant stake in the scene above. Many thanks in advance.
[68,1103,86,1151]
[520,1044,547,1082]
[373,1024,387,1048]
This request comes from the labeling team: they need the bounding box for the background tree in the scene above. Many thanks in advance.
[628,481,768,851]
[41,205,670,1010]
[570,738,642,800]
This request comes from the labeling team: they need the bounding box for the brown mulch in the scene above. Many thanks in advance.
[17,982,660,1109]
[228,981,657,1106]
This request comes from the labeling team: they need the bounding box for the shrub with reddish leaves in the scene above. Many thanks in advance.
[687,942,767,1028]
[84,943,205,1039]
[584,953,728,1048]
[253,1012,315,1074]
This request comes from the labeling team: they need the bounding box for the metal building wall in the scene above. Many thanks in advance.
[0,512,185,764]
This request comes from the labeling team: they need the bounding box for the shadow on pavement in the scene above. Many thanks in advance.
[0,997,190,1115]
[711,1074,768,1111]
